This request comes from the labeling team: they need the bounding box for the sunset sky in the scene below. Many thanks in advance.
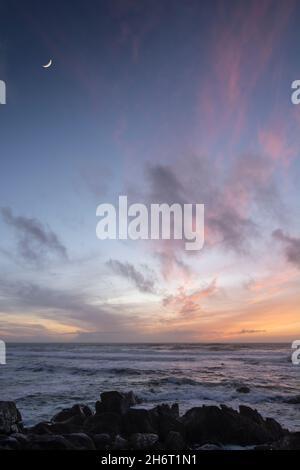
[0,0,300,342]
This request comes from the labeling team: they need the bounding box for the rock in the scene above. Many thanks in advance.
[198,443,222,450]
[182,405,285,446]
[165,431,186,450]
[84,412,122,436]
[26,434,74,450]
[28,420,81,435]
[52,404,92,424]
[95,391,138,415]
[0,435,21,450]
[112,435,129,450]
[129,433,159,450]
[92,433,112,450]
[123,409,157,435]
[270,432,300,450]
[284,395,300,404]
[0,402,23,434]
[150,404,183,440]
[236,387,250,394]
[64,433,96,450]
[151,403,179,419]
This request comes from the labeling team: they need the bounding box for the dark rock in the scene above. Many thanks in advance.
[129,433,159,450]
[92,433,112,450]
[95,391,138,415]
[0,436,21,450]
[27,422,53,435]
[149,404,183,440]
[198,443,222,450]
[0,402,23,434]
[236,387,250,394]
[182,405,285,446]
[64,433,96,450]
[26,434,74,450]
[165,431,186,451]
[284,395,300,404]
[151,403,179,419]
[123,409,157,435]
[112,435,129,450]
[28,420,81,435]
[270,432,300,450]
[52,404,92,424]
[84,412,122,436]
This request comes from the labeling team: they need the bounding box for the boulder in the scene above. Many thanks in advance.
[0,402,23,434]
[284,395,300,404]
[0,435,21,450]
[92,433,112,450]
[150,404,183,440]
[26,434,74,450]
[236,387,250,394]
[64,433,96,450]
[84,412,122,436]
[270,432,300,450]
[123,409,157,435]
[181,405,285,446]
[165,431,186,450]
[129,433,159,450]
[95,391,138,415]
[112,435,129,450]
[52,404,92,424]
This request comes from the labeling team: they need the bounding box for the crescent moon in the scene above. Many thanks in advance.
[43,59,52,68]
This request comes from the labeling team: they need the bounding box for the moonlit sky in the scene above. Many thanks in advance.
[0,0,300,342]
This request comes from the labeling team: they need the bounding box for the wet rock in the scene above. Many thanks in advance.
[95,391,138,415]
[129,433,159,450]
[182,405,285,446]
[284,395,300,404]
[26,434,74,450]
[123,409,157,435]
[0,435,21,450]
[52,404,92,424]
[270,432,300,450]
[165,431,186,451]
[0,402,23,434]
[28,420,81,435]
[92,433,112,450]
[236,387,250,394]
[84,412,122,436]
[151,403,179,419]
[198,443,222,450]
[64,433,96,450]
[112,435,129,450]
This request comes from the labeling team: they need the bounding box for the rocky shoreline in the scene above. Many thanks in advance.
[0,391,299,450]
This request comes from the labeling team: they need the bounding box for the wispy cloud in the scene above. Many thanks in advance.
[0,207,68,264]
[107,259,157,293]
[273,229,300,268]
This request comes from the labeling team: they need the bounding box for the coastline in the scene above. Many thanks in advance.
[1,390,299,451]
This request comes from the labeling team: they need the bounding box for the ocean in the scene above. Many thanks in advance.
[0,343,299,431]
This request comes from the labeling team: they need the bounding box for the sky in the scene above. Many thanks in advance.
[0,0,300,342]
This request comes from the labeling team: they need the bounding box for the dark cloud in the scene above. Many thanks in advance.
[107,259,156,293]
[0,207,68,263]
[273,229,300,268]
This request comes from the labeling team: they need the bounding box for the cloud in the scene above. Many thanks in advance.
[163,278,218,316]
[107,259,156,293]
[237,329,267,335]
[0,207,68,264]
[273,229,300,268]
[0,277,136,335]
